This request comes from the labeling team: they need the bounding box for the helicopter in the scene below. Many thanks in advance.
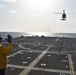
[54,10,66,21]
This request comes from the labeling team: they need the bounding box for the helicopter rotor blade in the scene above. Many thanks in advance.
[54,12,62,14]
[70,12,76,14]
[65,12,76,14]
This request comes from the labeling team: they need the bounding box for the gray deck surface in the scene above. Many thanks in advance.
[3,37,76,75]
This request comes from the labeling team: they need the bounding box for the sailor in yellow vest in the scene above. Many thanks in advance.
[0,35,12,75]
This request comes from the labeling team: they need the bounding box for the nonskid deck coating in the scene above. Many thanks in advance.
[4,37,76,75]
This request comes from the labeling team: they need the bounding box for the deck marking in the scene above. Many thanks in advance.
[68,54,75,75]
[19,38,59,75]
[7,52,19,58]
[7,64,70,74]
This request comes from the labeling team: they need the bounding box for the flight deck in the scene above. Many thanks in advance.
[2,37,76,75]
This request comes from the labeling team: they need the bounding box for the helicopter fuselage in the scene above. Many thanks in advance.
[61,13,66,20]
[54,10,67,21]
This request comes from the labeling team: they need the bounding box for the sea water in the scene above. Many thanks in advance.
[0,32,76,38]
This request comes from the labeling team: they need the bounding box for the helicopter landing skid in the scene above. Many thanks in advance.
[61,19,66,21]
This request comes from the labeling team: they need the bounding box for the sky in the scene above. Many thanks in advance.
[0,0,76,33]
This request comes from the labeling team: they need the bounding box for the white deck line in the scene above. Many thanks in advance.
[32,67,70,74]
[7,64,70,74]
[19,38,59,75]
[7,64,26,69]
[68,54,75,75]
[18,43,27,49]
[7,51,19,58]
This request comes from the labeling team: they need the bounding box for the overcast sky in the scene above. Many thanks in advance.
[0,0,76,33]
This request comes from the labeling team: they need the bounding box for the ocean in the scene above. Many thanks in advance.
[0,32,29,38]
[0,32,76,38]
